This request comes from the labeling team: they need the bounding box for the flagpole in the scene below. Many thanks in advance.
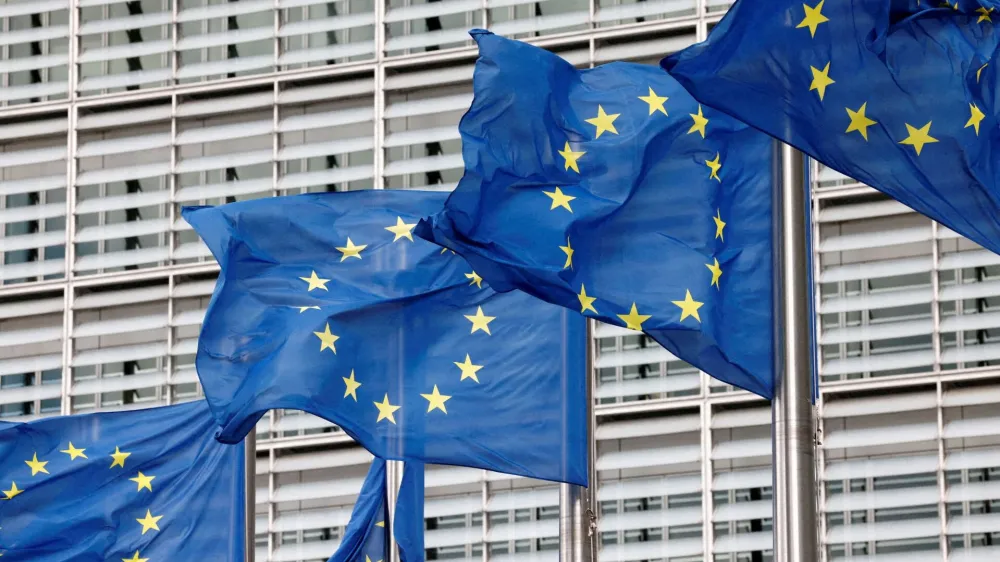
[387,460,403,562]
[245,431,257,562]
[559,319,597,562]
[771,141,818,562]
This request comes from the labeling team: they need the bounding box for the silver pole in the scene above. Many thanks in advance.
[387,459,403,562]
[559,319,597,562]
[771,141,819,562]
[245,431,257,562]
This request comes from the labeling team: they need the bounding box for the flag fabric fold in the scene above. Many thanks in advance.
[184,190,587,485]
[393,462,425,562]
[328,458,389,562]
[416,30,775,398]
[663,0,1000,255]
[0,400,244,562]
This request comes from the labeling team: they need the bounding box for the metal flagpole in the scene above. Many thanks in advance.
[771,141,819,562]
[245,432,257,562]
[559,319,597,562]
[387,460,403,562]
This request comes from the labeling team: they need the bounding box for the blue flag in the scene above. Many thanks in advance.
[416,31,775,398]
[393,462,425,562]
[0,401,244,562]
[183,190,587,485]
[663,0,1000,255]
[328,459,388,562]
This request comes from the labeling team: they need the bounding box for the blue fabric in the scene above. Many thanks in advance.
[417,31,775,398]
[183,190,588,485]
[0,400,244,561]
[328,459,388,562]
[393,462,425,562]
[663,0,1000,256]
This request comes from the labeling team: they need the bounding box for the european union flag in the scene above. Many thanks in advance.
[329,459,388,562]
[664,0,1000,255]
[393,462,425,562]
[416,31,775,398]
[183,190,587,485]
[0,401,244,561]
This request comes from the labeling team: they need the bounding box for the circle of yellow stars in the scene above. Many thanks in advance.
[2,443,164,562]
[295,215,499,428]
[543,84,730,335]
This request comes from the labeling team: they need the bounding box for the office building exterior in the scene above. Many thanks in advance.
[0,1,998,560]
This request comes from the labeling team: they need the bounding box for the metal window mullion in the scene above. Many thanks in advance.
[816,393,828,562]
[272,81,280,196]
[482,477,490,562]
[373,65,385,189]
[171,0,179,84]
[931,221,942,371]
[267,444,277,562]
[69,0,79,100]
[165,273,175,405]
[935,381,948,560]
[375,0,386,61]
[955,268,965,368]
[701,402,713,560]
[2,16,9,97]
[274,0,281,71]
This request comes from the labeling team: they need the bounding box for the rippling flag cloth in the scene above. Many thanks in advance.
[0,400,244,561]
[416,31,775,398]
[183,190,587,485]
[663,0,1000,255]
[328,459,388,562]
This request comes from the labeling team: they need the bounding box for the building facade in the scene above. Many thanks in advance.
[0,0,998,561]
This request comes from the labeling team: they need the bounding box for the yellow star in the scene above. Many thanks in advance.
[385,216,417,242]
[313,323,340,353]
[455,355,483,383]
[343,370,362,401]
[978,63,988,83]
[966,103,986,136]
[110,446,131,469]
[60,442,87,460]
[899,121,938,155]
[705,153,722,182]
[672,290,704,322]
[298,306,321,313]
[585,105,620,138]
[421,385,452,414]
[577,284,598,315]
[299,270,329,291]
[560,238,574,269]
[464,307,495,335]
[136,510,163,535]
[617,303,651,331]
[440,247,455,255]
[977,6,993,23]
[845,102,877,141]
[375,521,385,528]
[336,237,367,261]
[638,87,668,115]
[366,556,383,562]
[130,472,155,493]
[558,142,585,173]
[796,0,829,37]
[374,394,401,424]
[706,258,723,289]
[713,210,726,241]
[122,551,148,562]
[25,453,48,476]
[809,62,835,101]
[688,105,709,138]
[465,271,483,288]
[543,187,576,213]
[2,482,22,500]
